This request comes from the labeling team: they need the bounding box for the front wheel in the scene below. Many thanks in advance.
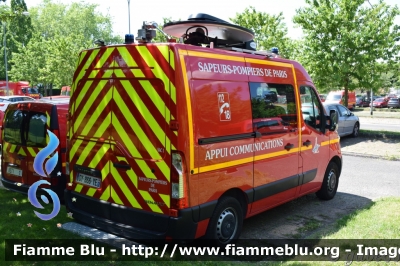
[316,162,339,200]
[205,196,243,247]
[352,122,359,137]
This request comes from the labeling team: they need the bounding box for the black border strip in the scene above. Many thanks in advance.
[198,132,256,145]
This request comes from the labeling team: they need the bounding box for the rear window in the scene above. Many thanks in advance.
[4,110,47,147]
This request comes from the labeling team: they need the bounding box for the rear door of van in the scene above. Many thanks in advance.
[68,44,174,222]
[2,102,62,189]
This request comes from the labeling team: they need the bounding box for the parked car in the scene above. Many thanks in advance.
[371,97,388,108]
[0,96,36,112]
[0,96,36,145]
[387,98,400,109]
[323,103,360,137]
[356,97,370,107]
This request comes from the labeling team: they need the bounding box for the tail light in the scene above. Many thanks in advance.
[170,151,188,210]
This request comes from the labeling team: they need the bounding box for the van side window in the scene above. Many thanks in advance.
[300,86,324,130]
[249,83,297,135]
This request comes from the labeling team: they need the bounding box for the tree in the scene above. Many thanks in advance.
[0,0,32,80]
[9,0,123,87]
[293,0,400,107]
[230,6,297,59]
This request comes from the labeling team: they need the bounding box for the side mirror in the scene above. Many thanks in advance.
[328,109,338,131]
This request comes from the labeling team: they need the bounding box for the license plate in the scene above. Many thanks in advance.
[7,167,22,177]
[76,173,101,188]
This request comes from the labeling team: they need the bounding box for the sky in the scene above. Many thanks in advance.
[24,0,400,40]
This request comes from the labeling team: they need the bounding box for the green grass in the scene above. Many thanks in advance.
[359,129,400,138]
[0,188,193,266]
[2,188,400,266]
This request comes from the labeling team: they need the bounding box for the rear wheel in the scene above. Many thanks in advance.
[316,162,339,200]
[352,122,359,137]
[205,196,243,247]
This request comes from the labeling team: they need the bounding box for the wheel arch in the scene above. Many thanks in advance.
[330,155,342,177]
[219,188,249,218]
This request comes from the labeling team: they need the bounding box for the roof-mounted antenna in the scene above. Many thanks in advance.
[136,21,171,43]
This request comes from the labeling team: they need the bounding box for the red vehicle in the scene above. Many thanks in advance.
[1,97,69,198]
[65,15,342,245]
[0,81,42,99]
[371,97,388,108]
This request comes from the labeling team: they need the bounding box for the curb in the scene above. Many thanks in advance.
[342,151,400,161]
[358,131,400,139]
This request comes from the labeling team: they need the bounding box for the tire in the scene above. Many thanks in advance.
[205,196,243,247]
[351,122,359,137]
[316,162,339,200]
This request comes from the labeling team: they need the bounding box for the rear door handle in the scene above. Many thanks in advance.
[17,155,26,160]
[303,140,312,147]
[113,162,131,170]
[284,144,294,151]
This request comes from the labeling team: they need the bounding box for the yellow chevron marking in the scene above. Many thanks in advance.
[113,88,168,160]
[74,80,93,122]
[80,89,112,137]
[17,148,26,156]
[136,80,166,119]
[93,112,111,139]
[9,144,16,153]
[117,47,145,78]
[75,183,83,193]
[88,145,109,170]
[86,188,97,197]
[99,185,110,201]
[69,139,83,164]
[111,186,123,204]
[112,167,141,209]
[169,49,175,70]
[88,70,100,79]
[179,51,196,174]
[136,46,176,104]
[101,69,113,79]
[159,194,170,208]
[114,68,125,78]
[76,141,96,165]
[136,160,155,179]
[75,80,110,133]
[112,117,143,158]
[139,191,162,213]
[96,47,114,69]
[73,49,100,90]
[155,161,169,182]
[165,137,171,155]
[27,147,37,157]
[46,111,50,127]
[157,46,169,64]
[69,170,74,183]
[77,50,88,66]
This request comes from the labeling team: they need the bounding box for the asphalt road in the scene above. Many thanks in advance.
[240,154,400,239]
[359,117,400,132]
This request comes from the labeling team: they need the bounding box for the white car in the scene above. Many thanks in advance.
[323,103,360,137]
[0,96,36,112]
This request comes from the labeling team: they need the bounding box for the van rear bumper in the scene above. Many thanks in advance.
[64,190,211,241]
[1,176,29,194]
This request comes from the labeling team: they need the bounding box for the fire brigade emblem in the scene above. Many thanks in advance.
[312,137,320,154]
[218,92,231,121]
